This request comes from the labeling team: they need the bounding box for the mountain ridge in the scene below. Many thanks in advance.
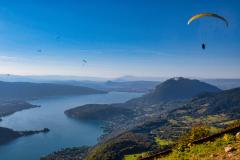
[141,77,221,103]
[0,81,106,100]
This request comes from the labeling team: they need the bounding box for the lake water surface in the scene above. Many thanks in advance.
[0,92,142,160]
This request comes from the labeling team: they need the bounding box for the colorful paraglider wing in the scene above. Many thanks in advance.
[188,13,228,27]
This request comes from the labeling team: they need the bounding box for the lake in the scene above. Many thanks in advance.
[0,92,142,160]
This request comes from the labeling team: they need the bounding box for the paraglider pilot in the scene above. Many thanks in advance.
[202,43,206,50]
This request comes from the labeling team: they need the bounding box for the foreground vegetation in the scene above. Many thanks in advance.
[124,153,142,160]
[162,133,240,160]
[137,120,240,160]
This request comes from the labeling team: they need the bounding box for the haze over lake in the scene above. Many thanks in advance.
[0,92,142,160]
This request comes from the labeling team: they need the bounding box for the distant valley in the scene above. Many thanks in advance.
[45,77,240,160]
[0,76,239,160]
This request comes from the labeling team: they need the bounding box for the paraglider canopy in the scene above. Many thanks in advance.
[188,13,229,27]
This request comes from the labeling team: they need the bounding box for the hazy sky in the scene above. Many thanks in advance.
[0,0,239,78]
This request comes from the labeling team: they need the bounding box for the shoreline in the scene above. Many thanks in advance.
[0,127,50,146]
[0,100,41,120]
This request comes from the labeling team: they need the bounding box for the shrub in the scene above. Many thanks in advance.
[227,120,240,129]
[176,125,211,151]
[222,134,235,144]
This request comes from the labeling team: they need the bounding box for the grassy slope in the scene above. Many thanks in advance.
[162,134,240,160]
[124,153,142,160]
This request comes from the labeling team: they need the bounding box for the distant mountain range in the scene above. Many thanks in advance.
[1,74,240,91]
[113,75,167,82]
[0,81,106,100]
[103,81,160,92]
[53,80,160,93]
[65,77,221,121]
[202,79,240,90]
[0,74,108,82]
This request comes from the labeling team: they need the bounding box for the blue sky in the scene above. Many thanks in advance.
[0,0,239,78]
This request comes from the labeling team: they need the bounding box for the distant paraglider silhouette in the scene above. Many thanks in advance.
[37,49,42,53]
[82,59,87,67]
[56,36,61,41]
